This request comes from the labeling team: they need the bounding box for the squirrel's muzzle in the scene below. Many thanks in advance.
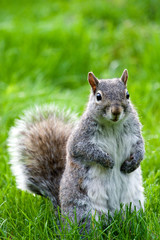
[111,105,123,122]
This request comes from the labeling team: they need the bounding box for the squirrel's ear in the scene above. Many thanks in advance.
[121,69,128,86]
[88,72,99,94]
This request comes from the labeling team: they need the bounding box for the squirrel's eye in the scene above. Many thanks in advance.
[126,91,130,99]
[96,92,102,101]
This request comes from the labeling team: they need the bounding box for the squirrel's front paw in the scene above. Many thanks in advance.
[120,154,140,174]
[101,155,114,169]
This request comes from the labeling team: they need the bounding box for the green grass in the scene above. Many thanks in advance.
[0,0,160,239]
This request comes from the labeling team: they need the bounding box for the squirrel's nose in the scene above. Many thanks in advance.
[111,106,122,116]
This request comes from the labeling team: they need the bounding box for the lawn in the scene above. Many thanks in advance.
[0,0,160,239]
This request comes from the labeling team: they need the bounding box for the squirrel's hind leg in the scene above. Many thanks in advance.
[60,167,92,232]
[61,202,92,234]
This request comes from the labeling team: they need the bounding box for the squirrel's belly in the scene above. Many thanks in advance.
[84,165,143,216]
[84,165,121,215]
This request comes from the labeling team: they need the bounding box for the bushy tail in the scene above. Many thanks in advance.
[8,104,77,207]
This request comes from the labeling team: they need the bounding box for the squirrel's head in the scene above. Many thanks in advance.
[88,69,130,123]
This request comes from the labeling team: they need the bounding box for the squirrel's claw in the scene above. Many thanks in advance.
[108,159,114,169]
[120,157,140,174]
[101,155,114,169]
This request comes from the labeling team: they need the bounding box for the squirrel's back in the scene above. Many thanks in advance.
[8,104,77,206]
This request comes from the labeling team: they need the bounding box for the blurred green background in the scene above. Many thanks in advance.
[0,0,160,239]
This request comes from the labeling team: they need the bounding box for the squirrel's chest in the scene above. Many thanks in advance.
[94,127,136,166]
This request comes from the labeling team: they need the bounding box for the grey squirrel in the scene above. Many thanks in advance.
[8,69,145,231]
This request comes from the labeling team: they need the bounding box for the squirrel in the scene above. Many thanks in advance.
[8,69,145,232]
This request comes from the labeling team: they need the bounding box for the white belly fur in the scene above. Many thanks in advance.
[84,127,144,216]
